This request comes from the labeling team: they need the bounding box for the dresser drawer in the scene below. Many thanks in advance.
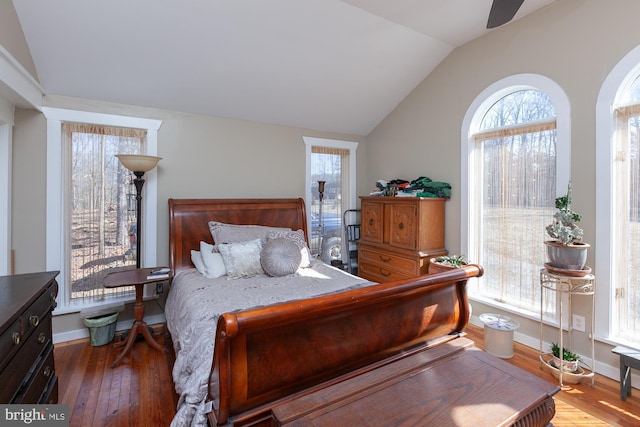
[358,262,413,283]
[16,345,56,404]
[41,373,58,404]
[0,272,59,405]
[0,318,22,372]
[0,281,57,372]
[0,315,52,403]
[359,247,420,275]
[21,281,58,338]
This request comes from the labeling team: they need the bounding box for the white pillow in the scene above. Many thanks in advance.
[200,241,227,278]
[218,239,265,279]
[201,241,217,253]
[191,250,207,275]
[208,221,290,245]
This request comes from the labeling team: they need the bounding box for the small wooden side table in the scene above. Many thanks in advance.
[103,268,169,368]
[612,345,640,401]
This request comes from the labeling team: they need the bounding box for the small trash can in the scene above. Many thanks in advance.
[83,312,119,347]
[479,313,520,359]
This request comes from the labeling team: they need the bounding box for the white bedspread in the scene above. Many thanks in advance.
[165,260,372,427]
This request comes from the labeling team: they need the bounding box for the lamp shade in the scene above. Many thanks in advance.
[116,154,162,173]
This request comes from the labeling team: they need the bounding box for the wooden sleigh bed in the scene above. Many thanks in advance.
[166,198,559,427]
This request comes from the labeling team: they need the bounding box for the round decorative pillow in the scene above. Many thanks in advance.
[260,237,302,277]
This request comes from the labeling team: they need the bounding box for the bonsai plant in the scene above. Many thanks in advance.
[544,182,590,271]
[550,342,581,372]
[546,181,584,245]
[429,255,468,274]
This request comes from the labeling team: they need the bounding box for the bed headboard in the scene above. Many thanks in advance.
[168,198,308,274]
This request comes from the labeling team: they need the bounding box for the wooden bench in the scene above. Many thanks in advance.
[612,345,640,400]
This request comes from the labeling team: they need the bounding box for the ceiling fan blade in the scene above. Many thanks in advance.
[487,0,525,29]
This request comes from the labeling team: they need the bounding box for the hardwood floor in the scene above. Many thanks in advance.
[54,323,639,426]
[464,326,639,427]
[54,325,177,427]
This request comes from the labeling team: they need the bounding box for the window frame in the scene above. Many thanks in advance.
[461,74,571,318]
[302,136,358,257]
[43,107,162,314]
[0,113,12,276]
[595,43,640,346]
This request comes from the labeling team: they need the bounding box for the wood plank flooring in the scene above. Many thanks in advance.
[54,325,177,427]
[54,323,639,426]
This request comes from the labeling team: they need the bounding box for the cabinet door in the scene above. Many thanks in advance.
[388,204,417,250]
[361,201,383,243]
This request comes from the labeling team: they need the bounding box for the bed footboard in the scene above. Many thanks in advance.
[207,264,483,426]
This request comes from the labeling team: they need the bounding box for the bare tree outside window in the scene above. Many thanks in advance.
[471,90,557,315]
[613,75,640,343]
[310,147,347,263]
[65,123,145,302]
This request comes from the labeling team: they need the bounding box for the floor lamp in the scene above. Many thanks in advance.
[116,154,161,269]
[317,180,326,256]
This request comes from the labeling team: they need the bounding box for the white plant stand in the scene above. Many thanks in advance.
[539,269,596,387]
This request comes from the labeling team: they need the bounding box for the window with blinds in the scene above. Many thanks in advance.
[611,77,640,343]
[469,89,557,315]
[64,122,146,303]
[310,146,349,258]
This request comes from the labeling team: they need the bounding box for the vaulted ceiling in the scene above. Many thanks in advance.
[12,0,555,135]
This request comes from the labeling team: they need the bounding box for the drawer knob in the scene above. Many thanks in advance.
[397,222,404,230]
[379,255,391,263]
[379,269,391,277]
[12,332,20,345]
[43,366,52,377]
[29,315,40,327]
[38,332,46,344]
[368,218,374,226]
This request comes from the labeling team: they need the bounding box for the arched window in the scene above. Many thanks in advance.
[597,44,640,346]
[462,75,570,317]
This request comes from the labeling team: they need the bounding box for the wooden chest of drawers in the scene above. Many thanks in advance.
[358,197,447,282]
[0,271,59,404]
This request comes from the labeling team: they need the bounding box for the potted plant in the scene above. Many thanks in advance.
[545,182,590,271]
[429,254,468,274]
[550,342,581,372]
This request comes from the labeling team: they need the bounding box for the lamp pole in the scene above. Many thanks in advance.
[116,154,161,269]
[132,171,145,269]
[317,180,326,254]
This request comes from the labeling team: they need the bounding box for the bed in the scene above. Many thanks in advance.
[166,198,559,427]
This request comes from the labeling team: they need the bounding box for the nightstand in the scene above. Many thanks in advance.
[103,268,169,368]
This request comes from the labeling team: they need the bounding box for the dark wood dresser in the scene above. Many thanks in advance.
[0,271,59,404]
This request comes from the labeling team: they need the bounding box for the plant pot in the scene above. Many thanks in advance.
[540,353,588,384]
[428,258,456,274]
[551,355,580,373]
[545,240,589,270]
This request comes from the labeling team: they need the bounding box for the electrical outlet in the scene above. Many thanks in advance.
[155,282,163,295]
[572,314,585,332]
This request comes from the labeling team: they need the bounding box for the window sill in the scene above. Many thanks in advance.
[53,292,161,316]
